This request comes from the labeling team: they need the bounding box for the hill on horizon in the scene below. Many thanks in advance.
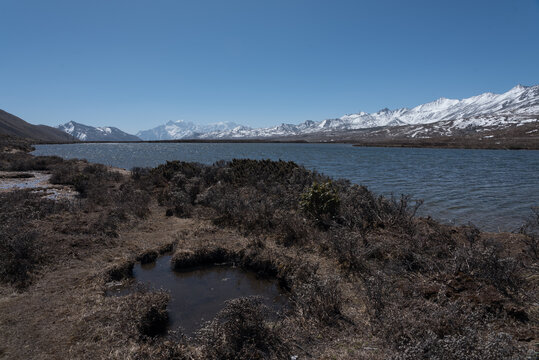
[0,109,75,142]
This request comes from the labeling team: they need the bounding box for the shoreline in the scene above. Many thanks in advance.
[33,138,539,150]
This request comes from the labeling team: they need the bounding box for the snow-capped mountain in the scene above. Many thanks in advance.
[197,84,538,139]
[136,120,243,140]
[200,85,539,138]
[91,84,538,142]
[58,121,141,141]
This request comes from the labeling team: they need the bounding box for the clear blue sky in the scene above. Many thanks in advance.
[1,0,538,134]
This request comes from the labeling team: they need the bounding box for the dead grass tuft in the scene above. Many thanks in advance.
[107,261,135,282]
[196,296,290,360]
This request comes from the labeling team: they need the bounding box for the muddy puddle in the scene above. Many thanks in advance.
[107,255,289,335]
[0,171,49,190]
[0,171,77,200]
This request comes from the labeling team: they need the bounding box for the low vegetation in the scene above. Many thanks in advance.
[0,190,71,287]
[0,134,35,153]
[135,159,537,358]
[197,296,290,359]
[0,140,536,359]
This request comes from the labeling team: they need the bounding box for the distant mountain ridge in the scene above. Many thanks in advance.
[134,84,539,140]
[9,84,537,143]
[58,121,140,141]
[198,84,539,139]
[136,120,243,140]
[0,109,75,142]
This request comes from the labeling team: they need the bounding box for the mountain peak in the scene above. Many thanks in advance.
[510,84,527,92]
[58,121,140,141]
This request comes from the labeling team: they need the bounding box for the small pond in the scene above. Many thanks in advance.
[107,255,288,335]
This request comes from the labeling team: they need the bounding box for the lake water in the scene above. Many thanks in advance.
[32,143,539,231]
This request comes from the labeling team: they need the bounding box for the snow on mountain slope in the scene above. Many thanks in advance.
[136,120,243,140]
[197,84,539,139]
[134,84,538,140]
[58,121,140,141]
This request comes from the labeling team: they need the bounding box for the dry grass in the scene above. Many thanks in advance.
[196,296,290,359]
[0,153,536,359]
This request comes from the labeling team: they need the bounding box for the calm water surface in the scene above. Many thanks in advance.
[33,143,539,231]
[107,255,287,335]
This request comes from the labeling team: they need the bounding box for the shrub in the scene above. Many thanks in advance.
[197,296,289,360]
[300,181,340,225]
[0,226,40,287]
[293,274,343,325]
[107,261,134,282]
[0,190,72,287]
[452,235,523,296]
[131,167,151,181]
[51,162,123,201]
[337,184,384,231]
[0,152,64,171]
[116,289,171,339]
[519,207,539,260]
[152,161,203,182]
[0,134,34,153]
[138,298,170,337]
[274,211,313,247]
[117,182,151,219]
[328,228,368,272]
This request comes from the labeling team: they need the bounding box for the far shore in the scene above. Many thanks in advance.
[33,137,539,150]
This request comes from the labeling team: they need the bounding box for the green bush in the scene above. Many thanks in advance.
[300,181,340,224]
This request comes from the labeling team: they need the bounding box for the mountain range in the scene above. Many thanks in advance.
[136,120,241,140]
[132,84,538,140]
[18,83,539,143]
[194,84,539,139]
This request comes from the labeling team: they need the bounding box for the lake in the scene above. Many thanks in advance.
[32,143,539,232]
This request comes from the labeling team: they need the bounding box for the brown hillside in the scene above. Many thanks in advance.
[0,109,75,142]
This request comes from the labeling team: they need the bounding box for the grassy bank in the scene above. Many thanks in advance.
[0,141,537,359]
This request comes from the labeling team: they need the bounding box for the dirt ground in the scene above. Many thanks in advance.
[0,201,373,359]
[0,202,190,359]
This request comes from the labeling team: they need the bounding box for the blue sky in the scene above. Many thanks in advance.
[1,0,539,134]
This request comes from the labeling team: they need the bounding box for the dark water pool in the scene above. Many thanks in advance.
[107,255,288,335]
